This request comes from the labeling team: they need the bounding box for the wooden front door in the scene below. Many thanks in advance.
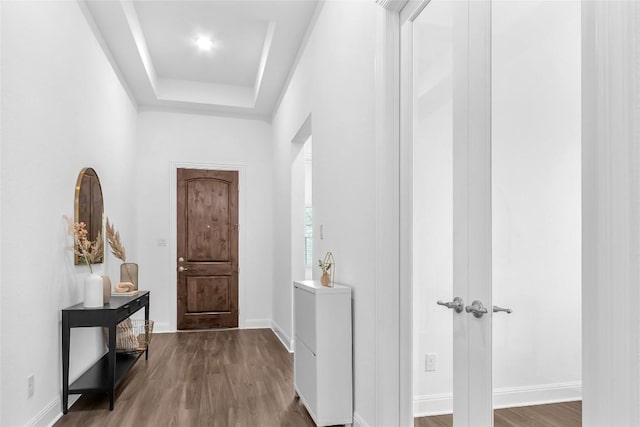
[177,168,239,329]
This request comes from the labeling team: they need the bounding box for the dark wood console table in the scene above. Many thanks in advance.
[61,291,150,414]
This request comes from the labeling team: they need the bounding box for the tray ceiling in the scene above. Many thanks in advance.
[81,0,319,120]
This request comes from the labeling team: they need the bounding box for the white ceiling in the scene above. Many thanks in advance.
[81,0,319,120]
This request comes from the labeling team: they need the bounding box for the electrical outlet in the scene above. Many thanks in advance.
[27,374,34,398]
[425,354,437,372]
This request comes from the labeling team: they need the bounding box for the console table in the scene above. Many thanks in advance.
[61,291,150,414]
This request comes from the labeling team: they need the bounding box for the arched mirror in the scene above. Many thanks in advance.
[74,167,104,264]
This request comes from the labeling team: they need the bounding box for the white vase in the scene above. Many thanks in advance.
[84,273,104,307]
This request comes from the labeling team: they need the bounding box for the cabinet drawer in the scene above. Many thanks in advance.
[129,297,142,312]
[294,286,316,352]
[117,297,145,322]
[294,339,317,417]
[116,305,130,322]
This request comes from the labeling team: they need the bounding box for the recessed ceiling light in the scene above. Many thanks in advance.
[195,35,214,52]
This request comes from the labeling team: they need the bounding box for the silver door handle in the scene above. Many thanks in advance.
[178,266,189,272]
[493,305,512,314]
[466,300,488,318]
[437,297,464,313]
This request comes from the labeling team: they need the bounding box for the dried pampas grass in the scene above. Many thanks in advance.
[106,218,126,262]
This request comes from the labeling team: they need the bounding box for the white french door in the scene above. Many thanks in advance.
[402,0,493,425]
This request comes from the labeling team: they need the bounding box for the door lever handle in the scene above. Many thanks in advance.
[466,300,488,318]
[437,297,464,313]
[493,305,512,314]
[178,266,189,272]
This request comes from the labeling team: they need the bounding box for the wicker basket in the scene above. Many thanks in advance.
[114,319,154,353]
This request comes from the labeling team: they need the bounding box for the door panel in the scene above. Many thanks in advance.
[186,276,231,312]
[405,0,492,425]
[459,1,492,424]
[186,179,231,261]
[177,168,239,329]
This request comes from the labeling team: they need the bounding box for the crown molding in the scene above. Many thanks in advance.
[376,0,407,13]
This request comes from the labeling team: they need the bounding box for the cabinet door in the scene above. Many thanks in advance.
[294,286,317,353]
[295,339,318,417]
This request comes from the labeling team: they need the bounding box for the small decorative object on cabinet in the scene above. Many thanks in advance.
[318,252,335,287]
[107,218,139,289]
[113,282,138,295]
[120,263,138,289]
[83,273,103,307]
[102,275,112,304]
[65,217,104,307]
[293,280,352,426]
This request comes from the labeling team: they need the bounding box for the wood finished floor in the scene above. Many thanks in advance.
[55,329,325,427]
[57,328,581,427]
[415,401,582,427]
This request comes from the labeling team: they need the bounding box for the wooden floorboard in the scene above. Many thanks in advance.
[56,329,324,427]
[415,401,582,427]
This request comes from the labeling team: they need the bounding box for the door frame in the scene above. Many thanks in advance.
[397,2,640,426]
[169,161,247,331]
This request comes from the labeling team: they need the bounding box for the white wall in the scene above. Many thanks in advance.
[271,1,378,424]
[135,111,273,332]
[1,1,138,425]
[491,0,581,405]
[413,0,581,415]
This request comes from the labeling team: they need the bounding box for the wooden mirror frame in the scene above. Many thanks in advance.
[74,167,104,264]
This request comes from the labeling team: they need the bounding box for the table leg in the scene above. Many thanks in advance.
[145,303,150,361]
[62,313,70,414]
[108,324,116,410]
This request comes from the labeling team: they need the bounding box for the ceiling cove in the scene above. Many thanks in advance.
[80,0,320,120]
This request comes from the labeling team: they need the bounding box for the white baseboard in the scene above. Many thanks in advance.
[26,397,59,427]
[353,411,370,427]
[244,318,272,329]
[270,320,294,353]
[494,381,581,409]
[28,395,79,427]
[414,381,582,417]
[413,392,454,417]
[151,322,173,333]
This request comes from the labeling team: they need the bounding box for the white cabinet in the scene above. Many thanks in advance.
[293,280,352,426]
